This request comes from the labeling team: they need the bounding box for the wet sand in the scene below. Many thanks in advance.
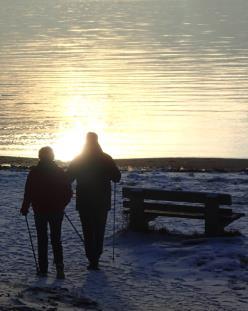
[1,156,248,171]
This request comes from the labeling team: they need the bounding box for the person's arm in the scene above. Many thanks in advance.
[66,160,77,183]
[107,156,121,183]
[61,170,73,207]
[20,172,32,215]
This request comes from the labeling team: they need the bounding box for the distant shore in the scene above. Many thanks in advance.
[1,155,248,172]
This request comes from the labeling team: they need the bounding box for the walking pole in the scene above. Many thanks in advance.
[25,215,39,274]
[112,182,117,261]
[64,212,84,243]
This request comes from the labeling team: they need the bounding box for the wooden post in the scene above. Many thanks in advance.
[129,196,148,232]
[205,194,221,236]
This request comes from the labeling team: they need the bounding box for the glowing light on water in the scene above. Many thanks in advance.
[53,123,85,161]
[1,0,248,160]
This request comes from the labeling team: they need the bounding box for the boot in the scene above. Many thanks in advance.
[56,264,65,279]
[87,260,100,271]
[37,270,48,277]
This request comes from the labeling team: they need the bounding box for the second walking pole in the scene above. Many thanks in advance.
[25,215,39,274]
[112,182,117,261]
[64,212,84,243]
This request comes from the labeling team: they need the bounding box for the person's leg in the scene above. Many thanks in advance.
[48,212,64,278]
[79,209,97,265]
[95,209,108,263]
[79,207,108,269]
[34,213,48,274]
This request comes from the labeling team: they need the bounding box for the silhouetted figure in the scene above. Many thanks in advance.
[67,132,121,270]
[20,147,72,278]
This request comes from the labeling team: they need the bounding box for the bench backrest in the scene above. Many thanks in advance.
[123,187,232,205]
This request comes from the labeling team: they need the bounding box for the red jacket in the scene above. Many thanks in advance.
[22,161,72,214]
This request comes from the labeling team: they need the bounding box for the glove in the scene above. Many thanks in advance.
[20,205,29,216]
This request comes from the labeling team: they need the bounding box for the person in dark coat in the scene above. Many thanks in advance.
[20,146,72,278]
[67,132,121,270]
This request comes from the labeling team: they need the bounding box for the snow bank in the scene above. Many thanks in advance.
[0,169,247,310]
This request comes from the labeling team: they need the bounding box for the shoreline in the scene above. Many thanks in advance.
[1,155,248,172]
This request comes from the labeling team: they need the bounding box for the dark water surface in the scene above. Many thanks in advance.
[0,0,248,160]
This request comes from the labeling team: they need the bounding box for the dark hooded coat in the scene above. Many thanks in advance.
[22,161,72,214]
[67,145,121,211]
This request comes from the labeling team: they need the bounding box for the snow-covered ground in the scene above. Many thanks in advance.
[0,169,247,310]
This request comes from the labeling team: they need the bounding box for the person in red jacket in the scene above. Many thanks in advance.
[67,132,121,270]
[20,146,72,278]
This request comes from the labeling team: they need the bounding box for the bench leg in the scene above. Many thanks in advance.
[205,222,225,236]
[129,199,148,232]
[205,199,223,236]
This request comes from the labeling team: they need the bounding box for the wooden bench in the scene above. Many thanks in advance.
[123,187,245,236]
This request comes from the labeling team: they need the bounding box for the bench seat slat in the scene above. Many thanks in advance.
[144,209,205,219]
[123,187,232,205]
[221,212,245,221]
[123,201,233,215]
[124,207,244,222]
[143,210,244,221]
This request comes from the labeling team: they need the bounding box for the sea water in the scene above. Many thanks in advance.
[0,0,248,160]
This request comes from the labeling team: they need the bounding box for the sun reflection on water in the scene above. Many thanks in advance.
[53,123,84,161]
[53,95,118,161]
[1,0,248,160]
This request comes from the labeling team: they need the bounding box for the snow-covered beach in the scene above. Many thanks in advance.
[0,165,248,310]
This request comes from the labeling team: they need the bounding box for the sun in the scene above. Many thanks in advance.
[53,123,122,162]
[53,123,86,161]
[52,94,124,161]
